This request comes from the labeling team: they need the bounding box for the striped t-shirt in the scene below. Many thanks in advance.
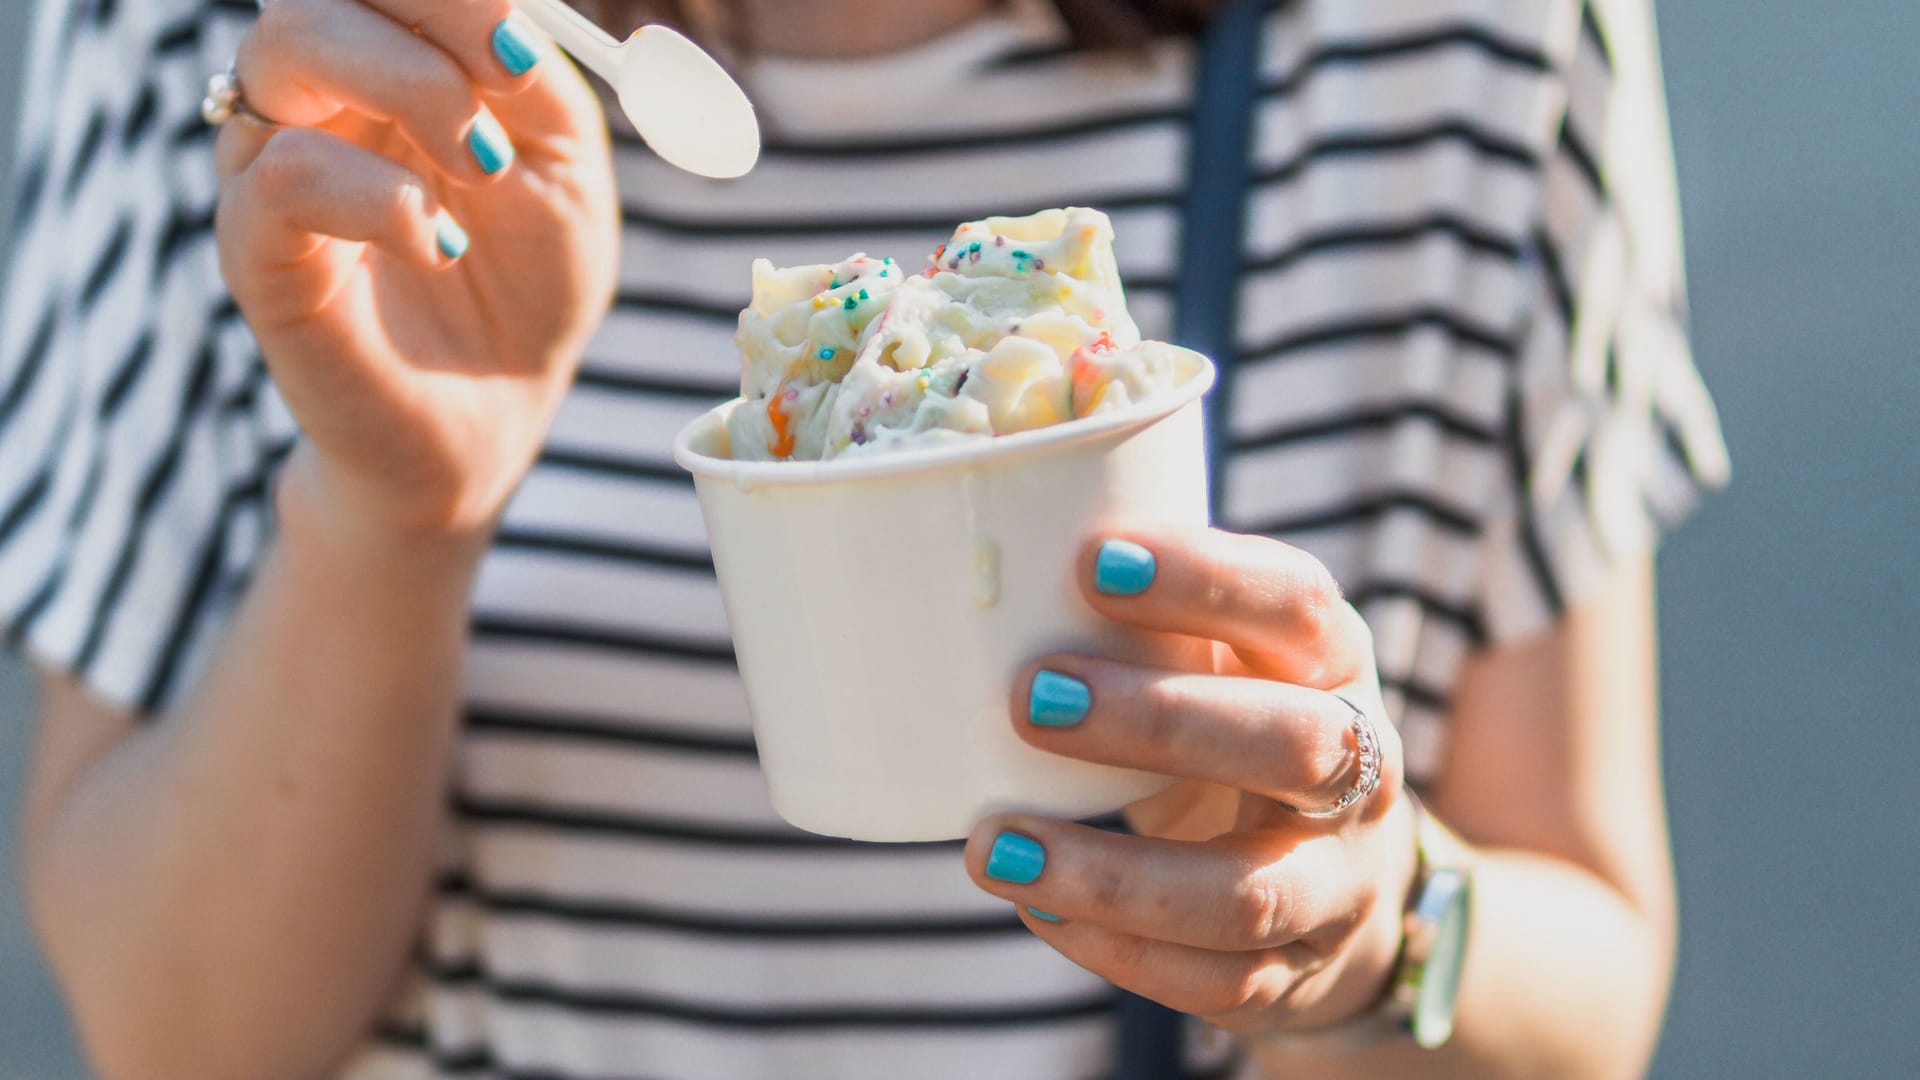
[0,0,1727,1077]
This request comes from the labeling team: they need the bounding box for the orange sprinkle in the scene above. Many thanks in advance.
[1071,349,1104,391]
[767,391,798,458]
[1070,332,1118,409]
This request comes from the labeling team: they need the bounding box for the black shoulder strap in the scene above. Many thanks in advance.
[1119,16,1268,1080]
[1174,0,1266,525]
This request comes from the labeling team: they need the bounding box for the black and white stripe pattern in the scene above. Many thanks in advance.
[1,0,1725,1076]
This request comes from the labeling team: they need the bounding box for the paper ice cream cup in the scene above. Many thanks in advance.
[672,359,1216,841]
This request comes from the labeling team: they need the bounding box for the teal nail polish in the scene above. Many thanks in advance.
[492,16,541,76]
[435,216,469,262]
[987,831,1045,884]
[1029,670,1090,728]
[1094,539,1156,596]
[1026,907,1064,923]
[468,111,515,175]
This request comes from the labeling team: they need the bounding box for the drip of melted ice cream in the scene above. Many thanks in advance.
[728,207,1202,461]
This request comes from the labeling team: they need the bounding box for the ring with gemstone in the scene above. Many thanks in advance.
[201,67,278,128]
[1278,694,1383,820]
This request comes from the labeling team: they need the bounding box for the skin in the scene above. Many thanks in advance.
[21,2,1677,1078]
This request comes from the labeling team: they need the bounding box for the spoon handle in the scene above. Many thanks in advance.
[510,0,622,84]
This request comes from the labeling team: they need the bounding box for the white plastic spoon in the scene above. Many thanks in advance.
[509,0,760,178]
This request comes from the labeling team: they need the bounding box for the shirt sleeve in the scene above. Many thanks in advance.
[0,0,292,715]
[1476,0,1729,644]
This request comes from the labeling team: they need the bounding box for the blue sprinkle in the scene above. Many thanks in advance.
[817,347,836,360]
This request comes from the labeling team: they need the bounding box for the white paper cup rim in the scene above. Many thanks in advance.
[673,357,1216,486]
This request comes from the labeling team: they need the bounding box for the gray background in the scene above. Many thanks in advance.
[1,1,1916,1077]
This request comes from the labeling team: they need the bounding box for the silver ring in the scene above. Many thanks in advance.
[1279,694,1382,819]
[202,67,278,128]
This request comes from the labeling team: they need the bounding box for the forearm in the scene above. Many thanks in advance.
[1248,844,1674,1080]
[27,466,483,1079]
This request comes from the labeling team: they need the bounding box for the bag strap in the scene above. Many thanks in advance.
[1117,13,1269,1080]
[1174,0,1267,525]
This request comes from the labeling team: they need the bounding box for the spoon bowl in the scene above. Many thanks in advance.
[510,0,760,179]
[617,26,761,179]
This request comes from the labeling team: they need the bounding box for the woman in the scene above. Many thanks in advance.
[0,0,1727,1076]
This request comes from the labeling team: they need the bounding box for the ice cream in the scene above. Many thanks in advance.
[726,207,1204,461]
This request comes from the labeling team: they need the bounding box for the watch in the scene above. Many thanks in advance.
[1384,794,1475,1049]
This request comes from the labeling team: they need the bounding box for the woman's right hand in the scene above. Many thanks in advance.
[214,0,619,547]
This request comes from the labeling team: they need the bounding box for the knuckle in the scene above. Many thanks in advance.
[248,129,319,195]
[1195,540,1241,621]
[395,53,479,123]
[380,178,430,233]
[1226,868,1299,945]
[1136,675,1193,759]
[1200,959,1273,1024]
[1082,855,1132,919]
[1284,562,1343,650]
[1104,932,1156,976]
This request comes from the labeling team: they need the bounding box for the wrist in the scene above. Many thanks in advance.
[274,447,493,594]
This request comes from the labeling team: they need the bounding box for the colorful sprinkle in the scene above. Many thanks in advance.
[766,389,797,458]
[858,288,870,300]
[812,295,830,309]
[817,347,837,360]
[844,295,859,310]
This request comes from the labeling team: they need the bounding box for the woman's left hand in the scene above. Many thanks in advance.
[966,526,1416,1037]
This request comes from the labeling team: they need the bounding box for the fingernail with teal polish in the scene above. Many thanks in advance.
[435,215,469,262]
[1029,669,1090,728]
[1026,907,1064,923]
[468,111,515,175]
[1095,539,1156,596]
[492,16,541,76]
[987,831,1045,885]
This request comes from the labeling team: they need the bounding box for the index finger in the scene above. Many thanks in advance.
[1077,527,1370,688]
[345,0,542,97]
